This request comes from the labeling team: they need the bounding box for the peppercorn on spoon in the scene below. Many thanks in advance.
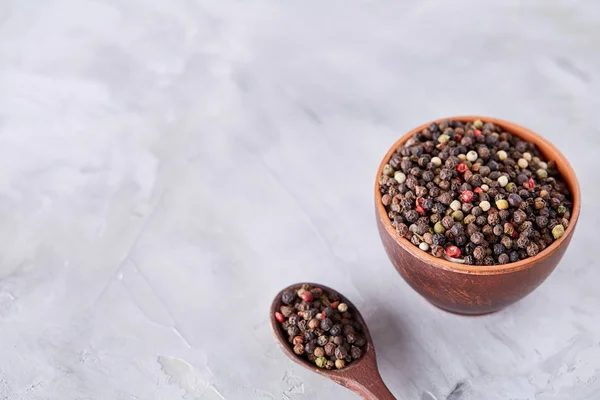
[270,283,397,400]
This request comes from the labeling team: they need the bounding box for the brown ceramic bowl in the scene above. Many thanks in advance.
[375,116,581,315]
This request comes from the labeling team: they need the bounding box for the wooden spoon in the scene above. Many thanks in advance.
[270,283,396,400]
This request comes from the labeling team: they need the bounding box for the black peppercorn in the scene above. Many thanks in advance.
[493,243,506,255]
[455,235,467,246]
[473,246,486,260]
[282,290,296,305]
[513,210,527,225]
[346,333,357,344]
[526,243,539,257]
[471,206,483,217]
[320,318,333,332]
[498,253,509,264]
[305,342,316,354]
[507,193,522,207]
[404,210,419,223]
[470,232,484,245]
[288,326,300,337]
[441,216,455,230]
[509,251,519,263]
[335,345,348,360]
[516,235,529,249]
[329,324,342,336]
[493,224,503,236]
[432,233,446,246]
[501,236,513,249]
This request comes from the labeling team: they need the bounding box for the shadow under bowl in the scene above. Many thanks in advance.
[375,116,581,315]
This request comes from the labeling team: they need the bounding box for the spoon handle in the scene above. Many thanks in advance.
[352,379,396,400]
[337,352,397,400]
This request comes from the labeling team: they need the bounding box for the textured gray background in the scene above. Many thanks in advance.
[0,0,598,399]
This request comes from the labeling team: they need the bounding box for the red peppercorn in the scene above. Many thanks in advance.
[525,177,535,190]
[275,312,285,323]
[455,134,462,142]
[461,190,474,203]
[446,246,461,258]
[330,301,339,309]
[301,291,313,302]
[474,129,482,137]
[474,187,483,194]
[512,230,519,239]
[292,336,304,345]
[416,205,426,215]
[456,163,468,173]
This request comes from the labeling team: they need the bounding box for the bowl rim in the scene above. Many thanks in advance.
[375,115,581,276]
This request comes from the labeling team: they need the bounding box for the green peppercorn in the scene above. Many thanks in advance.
[383,164,395,177]
[438,134,450,143]
[557,205,567,215]
[315,357,327,368]
[536,169,548,179]
[452,210,464,221]
[495,199,509,210]
[552,224,565,239]
[505,182,516,192]
[473,119,483,129]
[434,221,445,234]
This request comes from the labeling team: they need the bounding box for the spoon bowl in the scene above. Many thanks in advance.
[270,283,396,400]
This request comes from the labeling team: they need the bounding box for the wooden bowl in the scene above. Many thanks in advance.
[375,116,581,315]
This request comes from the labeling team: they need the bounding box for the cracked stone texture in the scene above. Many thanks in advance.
[0,0,598,399]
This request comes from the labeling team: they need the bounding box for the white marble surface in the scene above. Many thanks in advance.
[0,0,598,399]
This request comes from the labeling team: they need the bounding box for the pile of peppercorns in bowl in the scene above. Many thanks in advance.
[378,118,574,266]
[273,283,367,370]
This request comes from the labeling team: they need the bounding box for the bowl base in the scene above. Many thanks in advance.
[427,300,502,316]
